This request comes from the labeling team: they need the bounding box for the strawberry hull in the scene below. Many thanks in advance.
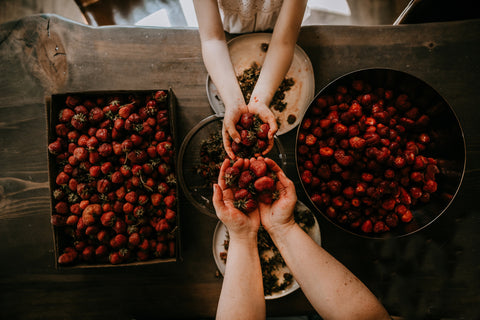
[46,89,181,268]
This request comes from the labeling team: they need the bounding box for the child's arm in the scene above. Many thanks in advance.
[193,0,247,159]
[248,0,308,142]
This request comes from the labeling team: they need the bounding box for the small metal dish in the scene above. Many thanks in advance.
[178,114,287,218]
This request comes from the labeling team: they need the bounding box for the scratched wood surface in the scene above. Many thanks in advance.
[0,14,479,320]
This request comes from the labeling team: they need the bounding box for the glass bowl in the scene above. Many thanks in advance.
[178,114,287,218]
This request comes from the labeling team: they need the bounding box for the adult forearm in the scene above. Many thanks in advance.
[270,224,389,320]
[201,39,245,111]
[216,236,265,320]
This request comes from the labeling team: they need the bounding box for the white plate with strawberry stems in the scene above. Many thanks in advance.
[206,33,315,136]
[212,201,321,300]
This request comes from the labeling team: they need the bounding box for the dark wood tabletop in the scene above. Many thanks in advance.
[0,14,479,320]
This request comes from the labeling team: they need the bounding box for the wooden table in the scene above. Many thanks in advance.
[0,14,479,319]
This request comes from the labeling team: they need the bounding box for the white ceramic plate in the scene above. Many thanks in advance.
[212,201,321,299]
[206,33,315,135]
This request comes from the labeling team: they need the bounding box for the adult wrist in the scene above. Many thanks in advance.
[267,219,297,242]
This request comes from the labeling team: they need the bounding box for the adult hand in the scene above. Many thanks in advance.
[247,100,278,155]
[222,104,249,159]
[213,158,260,240]
[258,157,297,235]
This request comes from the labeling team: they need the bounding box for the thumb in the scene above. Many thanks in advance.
[212,184,226,213]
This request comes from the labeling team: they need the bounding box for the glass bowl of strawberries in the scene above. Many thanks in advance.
[178,114,287,218]
[295,68,465,239]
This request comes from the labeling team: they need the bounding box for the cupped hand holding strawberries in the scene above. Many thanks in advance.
[223,104,277,159]
[213,158,260,240]
[257,158,298,237]
[214,156,297,239]
[222,104,249,159]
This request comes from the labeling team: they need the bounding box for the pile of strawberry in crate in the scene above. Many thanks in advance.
[48,90,178,266]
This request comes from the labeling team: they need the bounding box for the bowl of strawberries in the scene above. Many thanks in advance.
[296,68,465,238]
[178,114,287,218]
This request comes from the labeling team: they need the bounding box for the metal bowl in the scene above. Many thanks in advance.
[178,114,287,218]
[295,68,466,238]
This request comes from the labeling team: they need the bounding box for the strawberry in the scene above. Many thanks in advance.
[257,192,276,204]
[58,248,78,265]
[85,225,100,236]
[97,178,111,194]
[165,208,176,222]
[249,158,267,177]
[234,188,253,201]
[51,214,66,226]
[111,171,124,184]
[163,195,176,209]
[119,248,131,261]
[240,130,257,147]
[156,141,173,157]
[130,133,143,146]
[127,150,148,164]
[154,242,168,257]
[59,108,75,123]
[118,103,134,119]
[89,107,104,123]
[89,151,100,164]
[113,219,127,234]
[100,211,116,227]
[109,252,123,265]
[120,165,132,177]
[100,161,113,175]
[128,232,141,247]
[133,206,145,218]
[95,128,109,142]
[48,139,63,155]
[238,170,254,189]
[154,90,168,103]
[56,172,70,185]
[74,105,88,115]
[157,182,169,195]
[234,198,258,213]
[54,201,68,214]
[86,136,98,150]
[95,245,108,258]
[73,147,88,162]
[125,191,138,204]
[168,240,176,257]
[224,166,240,187]
[98,143,112,158]
[240,112,254,129]
[254,176,275,193]
[257,123,270,140]
[67,130,80,142]
[71,113,87,130]
[157,163,171,176]
[55,124,69,137]
[155,218,170,233]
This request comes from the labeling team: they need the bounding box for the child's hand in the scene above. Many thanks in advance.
[247,100,278,155]
[213,158,260,240]
[258,158,297,236]
[222,104,249,159]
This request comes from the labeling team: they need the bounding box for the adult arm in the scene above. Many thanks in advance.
[259,158,390,320]
[213,159,265,320]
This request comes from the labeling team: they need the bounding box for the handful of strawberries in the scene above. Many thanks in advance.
[230,112,270,158]
[222,157,279,213]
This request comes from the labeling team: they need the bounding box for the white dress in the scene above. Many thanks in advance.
[218,0,284,33]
